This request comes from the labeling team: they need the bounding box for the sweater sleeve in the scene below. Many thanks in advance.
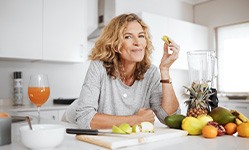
[75,61,103,129]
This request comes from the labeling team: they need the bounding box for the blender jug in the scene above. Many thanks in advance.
[187,50,216,86]
[187,50,218,110]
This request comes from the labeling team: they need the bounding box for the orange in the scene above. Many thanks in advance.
[237,122,249,138]
[224,122,237,135]
[202,125,218,138]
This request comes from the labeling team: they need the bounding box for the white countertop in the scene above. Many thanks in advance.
[0,98,68,113]
[1,117,249,150]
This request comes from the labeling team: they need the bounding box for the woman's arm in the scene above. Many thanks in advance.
[90,108,155,129]
[159,37,180,115]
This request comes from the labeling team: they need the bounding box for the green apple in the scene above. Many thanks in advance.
[141,122,154,133]
[112,125,126,134]
[119,123,132,134]
[132,124,141,133]
[161,35,170,45]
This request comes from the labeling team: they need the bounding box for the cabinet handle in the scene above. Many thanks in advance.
[52,115,56,120]
[235,106,248,109]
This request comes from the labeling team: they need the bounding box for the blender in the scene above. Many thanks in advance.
[187,50,218,110]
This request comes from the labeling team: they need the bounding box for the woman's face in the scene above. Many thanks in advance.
[119,21,147,65]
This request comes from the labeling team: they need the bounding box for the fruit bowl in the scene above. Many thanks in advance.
[19,124,65,149]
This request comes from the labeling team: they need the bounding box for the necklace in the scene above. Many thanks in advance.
[119,63,135,86]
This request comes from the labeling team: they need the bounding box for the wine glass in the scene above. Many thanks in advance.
[28,74,50,122]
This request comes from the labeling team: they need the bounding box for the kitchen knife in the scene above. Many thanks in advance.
[66,128,114,135]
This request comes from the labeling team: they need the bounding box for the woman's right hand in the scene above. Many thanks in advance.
[135,108,155,124]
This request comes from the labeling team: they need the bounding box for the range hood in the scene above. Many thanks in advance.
[88,0,116,41]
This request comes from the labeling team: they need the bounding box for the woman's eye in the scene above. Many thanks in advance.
[124,35,132,39]
[139,35,145,38]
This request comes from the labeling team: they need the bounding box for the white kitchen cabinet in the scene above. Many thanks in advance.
[42,0,87,62]
[0,0,87,62]
[139,12,209,69]
[219,101,249,118]
[0,0,43,60]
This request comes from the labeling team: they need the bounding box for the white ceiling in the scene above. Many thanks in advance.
[180,0,212,5]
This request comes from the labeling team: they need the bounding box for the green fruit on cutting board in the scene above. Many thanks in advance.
[164,114,186,129]
[132,124,140,133]
[208,107,235,126]
[182,117,203,135]
[119,123,132,134]
[112,125,126,134]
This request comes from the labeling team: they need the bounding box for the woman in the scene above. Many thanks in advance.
[65,13,180,129]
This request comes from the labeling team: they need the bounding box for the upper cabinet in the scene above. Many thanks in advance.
[0,0,43,60]
[0,0,87,62]
[43,0,87,62]
[140,12,209,70]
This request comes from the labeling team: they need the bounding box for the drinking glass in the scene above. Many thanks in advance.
[28,74,50,122]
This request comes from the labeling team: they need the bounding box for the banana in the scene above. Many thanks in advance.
[235,118,243,125]
[231,109,249,123]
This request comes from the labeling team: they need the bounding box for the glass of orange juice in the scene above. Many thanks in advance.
[28,74,50,122]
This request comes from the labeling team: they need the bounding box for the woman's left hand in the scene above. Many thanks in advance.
[159,37,180,70]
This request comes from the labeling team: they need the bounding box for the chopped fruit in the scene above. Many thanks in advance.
[141,122,154,133]
[132,124,140,133]
[161,35,170,45]
[119,123,132,134]
[112,125,126,134]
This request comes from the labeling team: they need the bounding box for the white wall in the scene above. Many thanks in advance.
[194,0,249,50]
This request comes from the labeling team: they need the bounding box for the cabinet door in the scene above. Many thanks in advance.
[168,18,209,70]
[43,0,87,62]
[0,0,43,60]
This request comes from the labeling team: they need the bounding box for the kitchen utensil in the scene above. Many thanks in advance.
[25,116,32,130]
[66,128,113,135]
[187,50,217,86]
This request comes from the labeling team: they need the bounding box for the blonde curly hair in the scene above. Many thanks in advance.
[89,13,154,80]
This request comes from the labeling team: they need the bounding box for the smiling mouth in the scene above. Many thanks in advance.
[132,49,143,52]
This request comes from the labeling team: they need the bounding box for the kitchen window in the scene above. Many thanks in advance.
[216,22,249,94]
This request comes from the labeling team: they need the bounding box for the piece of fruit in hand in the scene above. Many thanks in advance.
[161,35,170,45]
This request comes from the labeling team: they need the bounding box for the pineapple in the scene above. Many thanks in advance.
[184,82,214,117]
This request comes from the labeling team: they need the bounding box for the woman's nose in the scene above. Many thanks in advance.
[133,37,140,46]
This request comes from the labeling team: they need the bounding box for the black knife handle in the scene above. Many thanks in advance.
[66,128,99,135]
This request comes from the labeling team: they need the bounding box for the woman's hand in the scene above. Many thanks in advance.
[135,108,155,124]
[159,37,180,71]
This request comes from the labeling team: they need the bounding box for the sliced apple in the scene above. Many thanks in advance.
[161,35,170,45]
[141,122,154,133]
[112,125,126,134]
[132,124,141,133]
[119,123,132,134]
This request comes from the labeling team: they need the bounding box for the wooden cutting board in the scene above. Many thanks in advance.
[76,127,188,149]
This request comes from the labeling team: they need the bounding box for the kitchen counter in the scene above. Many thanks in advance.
[0,99,68,112]
[1,117,248,150]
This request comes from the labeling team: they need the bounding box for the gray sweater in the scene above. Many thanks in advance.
[65,60,179,129]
